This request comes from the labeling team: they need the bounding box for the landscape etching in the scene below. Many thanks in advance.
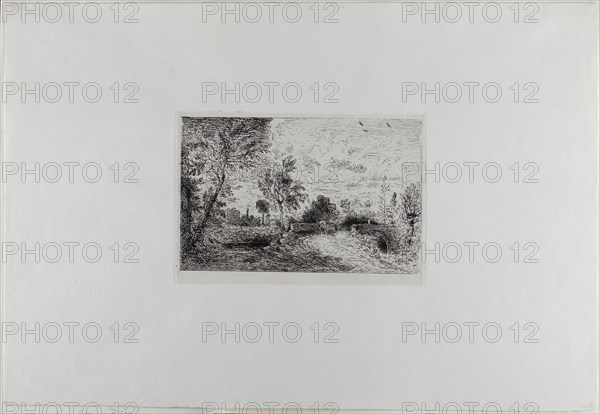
[180,116,423,274]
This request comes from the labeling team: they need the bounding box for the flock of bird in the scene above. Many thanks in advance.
[358,120,392,133]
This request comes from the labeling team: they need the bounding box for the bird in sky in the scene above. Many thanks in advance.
[358,121,363,126]
[387,122,391,127]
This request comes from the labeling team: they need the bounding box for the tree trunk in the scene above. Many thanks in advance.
[182,183,193,233]
[261,212,265,225]
[407,216,416,245]
[181,180,195,251]
[198,173,225,243]
[278,204,284,230]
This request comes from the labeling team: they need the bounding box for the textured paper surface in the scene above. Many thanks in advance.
[1,2,598,412]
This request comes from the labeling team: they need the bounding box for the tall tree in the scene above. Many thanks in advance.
[255,199,270,225]
[182,117,272,243]
[401,183,422,243]
[378,176,391,224]
[180,137,204,254]
[258,155,308,229]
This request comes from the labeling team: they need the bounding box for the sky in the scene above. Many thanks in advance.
[224,117,422,216]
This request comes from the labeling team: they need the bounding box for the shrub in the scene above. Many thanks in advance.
[301,195,339,223]
[240,214,261,227]
[225,208,242,225]
[340,215,378,229]
[377,235,390,253]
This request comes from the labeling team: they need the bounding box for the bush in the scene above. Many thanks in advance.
[240,214,261,227]
[246,234,275,247]
[340,215,378,229]
[377,235,390,253]
[302,195,338,223]
[225,208,242,225]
